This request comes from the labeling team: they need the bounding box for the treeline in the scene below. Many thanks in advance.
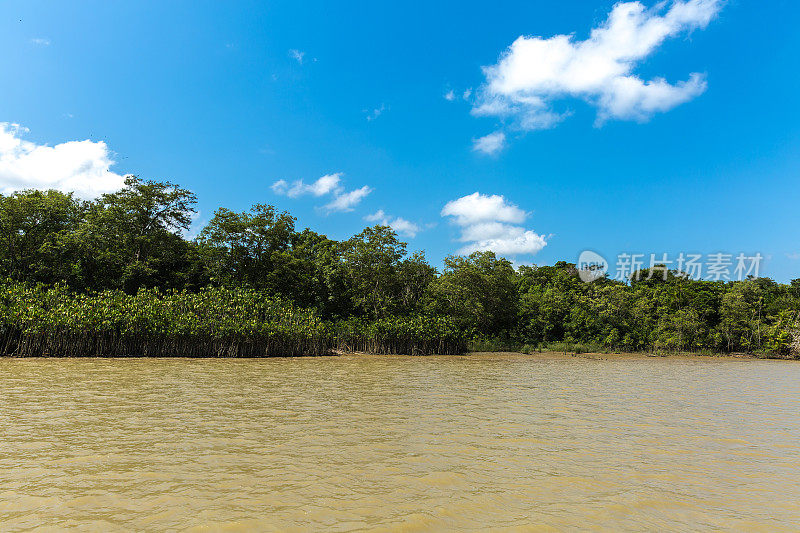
[0,283,465,357]
[1,177,799,356]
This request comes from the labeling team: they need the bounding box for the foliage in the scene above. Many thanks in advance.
[333,314,467,355]
[2,181,800,357]
[0,189,86,285]
[0,281,465,356]
[425,251,518,335]
[196,204,297,293]
[0,281,329,357]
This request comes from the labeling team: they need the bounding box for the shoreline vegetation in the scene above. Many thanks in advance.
[466,345,796,360]
[1,178,799,359]
[0,283,467,357]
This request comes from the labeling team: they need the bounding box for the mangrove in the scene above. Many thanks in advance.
[1,178,799,357]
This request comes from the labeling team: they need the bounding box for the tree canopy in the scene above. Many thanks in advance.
[1,181,799,356]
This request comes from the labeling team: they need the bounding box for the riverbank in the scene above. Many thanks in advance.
[334,350,798,361]
[3,349,796,359]
[469,350,781,360]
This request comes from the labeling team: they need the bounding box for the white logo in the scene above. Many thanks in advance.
[578,250,608,283]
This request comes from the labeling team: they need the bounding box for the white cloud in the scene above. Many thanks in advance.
[30,38,50,46]
[442,192,546,257]
[272,172,371,213]
[184,209,205,240]
[289,49,305,64]
[475,0,721,130]
[365,209,422,238]
[441,192,527,226]
[324,185,372,213]
[472,131,507,155]
[365,104,387,121]
[444,88,473,102]
[459,221,518,242]
[271,173,342,198]
[458,226,547,256]
[364,210,387,222]
[0,122,126,198]
[270,179,288,194]
[786,252,800,261]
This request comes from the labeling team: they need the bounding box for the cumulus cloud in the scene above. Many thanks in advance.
[0,122,126,198]
[444,90,456,101]
[365,209,422,238]
[289,49,305,64]
[441,192,527,226]
[271,173,342,198]
[324,185,372,213]
[272,172,372,213]
[30,38,50,46]
[474,0,721,130]
[457,225,547,256]
[441,192,546,257]
[365,104,387,121]
[472,131,506,155]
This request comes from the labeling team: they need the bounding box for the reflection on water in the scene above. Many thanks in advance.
[1,353,800,531]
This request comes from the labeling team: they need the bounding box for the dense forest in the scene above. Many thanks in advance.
[1,177,799,357]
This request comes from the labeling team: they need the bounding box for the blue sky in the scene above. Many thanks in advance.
[1,0,799,280]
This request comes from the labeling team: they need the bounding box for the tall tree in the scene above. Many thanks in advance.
[426,251,518,336]
[196,203,298,295]
[341,225,407,319]
[78,176,197,291]
[0,189,85,285]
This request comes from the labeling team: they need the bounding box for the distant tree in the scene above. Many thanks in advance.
[78,176,197,291]
[3,175,800,357]
[426,251,518,335]
[196,203,297,295]
[289,229,350,317]
[790,279,800,301]
[717,280,762,352]
[341,225,407,319]
[0,189,85,285]
[398,251,436,314]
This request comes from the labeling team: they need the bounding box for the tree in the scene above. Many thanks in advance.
[398,251,436,314]
[341,225,407,319]
[426,251,518,336]
[717,280,762,352]
[78,176,197,291]
[288,229,350,317]
[196,204,297,294]
[790,279,800,301]
[0,189,85,285]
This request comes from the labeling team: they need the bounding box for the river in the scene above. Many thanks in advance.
[1,353,799,531]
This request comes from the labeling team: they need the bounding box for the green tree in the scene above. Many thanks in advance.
[78,176,197,291]
[289,229,351,317]
[0,189,85,285]
[341,225,407,319]
[717,280,763,352]
[398,251,436,314]
[426,251,518,336]
[196,204,298,294]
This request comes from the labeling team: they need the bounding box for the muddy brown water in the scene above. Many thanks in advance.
[1,353,799,531]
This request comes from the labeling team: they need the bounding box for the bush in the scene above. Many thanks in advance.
[0,281,329,357]
[333,315,468,355]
